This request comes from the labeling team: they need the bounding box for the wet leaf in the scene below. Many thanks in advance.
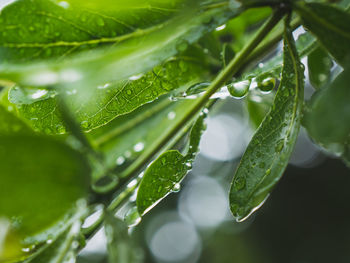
[0,135,90,261]
[9,53,208,134]
[303,67,350,156]
[104,213,143,263]
[136,114,206,216]
[229,23,304,222]
[295,2,350,67]
[0,0,238,90]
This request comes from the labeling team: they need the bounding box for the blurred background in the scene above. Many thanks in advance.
[78,81,350,263]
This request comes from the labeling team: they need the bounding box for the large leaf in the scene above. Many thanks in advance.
[295,2,350,67]
[0,0,238,89]
[9,51,209,133]
[303,67,350,156]
[229,23,304,222]
[104,213,143,263]
[0,135,90,262]
[136,113,206,216]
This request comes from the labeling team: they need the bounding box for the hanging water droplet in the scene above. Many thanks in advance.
[228,80,250,99]
[172,183,181,193]
[257,77,276,93]
[125,207,141,227]
[185,162,192,169]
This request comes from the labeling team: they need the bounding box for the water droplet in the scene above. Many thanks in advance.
[116,156,125,165]
[172,183,181,193]
[125,207,141,227]
[257,77,276,93]
[233,176,246,190]
[228,80,250,99]
[258,63,264,68]
[186,82,210,96]
[124,150,132,158]
[129,74,143,81]
[58,1,70,9]
[31,89,48,99]
[133,142,144,152]
[215,24,226,31]
[46,239,53,244]
[167,111,176,120]
[185,162,192,168]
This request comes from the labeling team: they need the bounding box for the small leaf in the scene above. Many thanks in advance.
[295,2,350,66]
[229,23,304,222]
[307,47,333,89]
[303,66,350,156]
[0,135,90,261]
[104,213,143,263]
[136,114,206,216]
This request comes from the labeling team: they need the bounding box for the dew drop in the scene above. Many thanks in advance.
[172,183,181,193]
[215,24,226,31]
[167,111,176,120]
[125,207,141,227]
[257,77,276,93]
[116,156,125,165]
[133,142,144,152]
[228,80,250,99]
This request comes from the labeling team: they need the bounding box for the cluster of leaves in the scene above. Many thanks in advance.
[0,0,349,262]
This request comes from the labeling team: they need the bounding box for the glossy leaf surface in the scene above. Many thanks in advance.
[295,2,350,66]
[136,114,206,216]
[229,24,304,222]
[307,47,333,90]
[0,0,237,89]
[303,67,350,154]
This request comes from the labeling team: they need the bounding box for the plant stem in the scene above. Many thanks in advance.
[119,10,285,179]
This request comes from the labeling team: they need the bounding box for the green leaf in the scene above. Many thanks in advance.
[303,67,350,155]
[307,47,333,90]
[295,2,350,67]
[104,213,143,263]
[229,23,304,222]
[9,53,208,133]
[0,0,238,89]
[136,113,206,216]
[0,135,90,261]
